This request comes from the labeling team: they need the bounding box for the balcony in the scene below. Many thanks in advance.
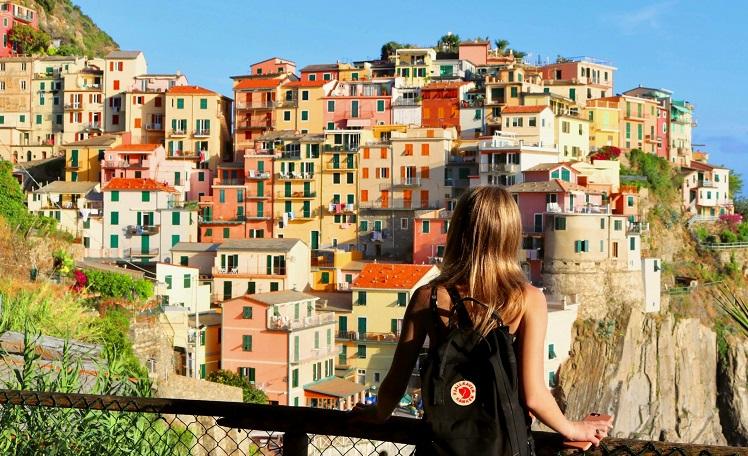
[289,345,340,365]
[322,144,359,153]
[194,129,211,137]
[83,122,102,131]
[276,191,317,199]
[212,266,286,276]
[277,171,314,180]
[383,177,421,189]
[236,100,276,110]
[698,180,719,189]
[199,215,246,225]
[524,249,541,261]
[169,129,188,137]
[167,150,201,160]
[145,123,163,131]
[326,203,356,214]
[279,210,319,221]
[0,390,736,456]
[267,312,335,331]
[280,151,302,160]
[245,192,270,200]
[546,202,611,214]
[101,160,147,169]
[392,97,420,107]
[67,161,80,169]
[64,103,83,111]
[627,222,649,234]
[124,247,159,258]
[125,225,160,236]
[277,99,298,108]
[246,170,271,180]
[245,213,271,220]
[482,163,520,174]
[215,178,245,186]
[323,159,358,171]
[336,330,400,343]
[360,200,438,211]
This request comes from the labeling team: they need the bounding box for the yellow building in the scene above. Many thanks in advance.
[274,80,335,134]
[338,263,439,387]
[62,134,122,182]
[165,85,233,170]
[123,91,166,144]
[310,248,364,292]
[394,48,436,88]
[556,114,590,160]
[585,98,621,151]
[61,62,105,144]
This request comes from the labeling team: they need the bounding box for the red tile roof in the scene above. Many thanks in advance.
[423,81,469,90]
[353,264,436,290]
[235,78,284,90]
[103,178,177,193]
[684,160,714,171]
[167,85,218,95]
[284,80,330,88]
[501,105,549,114]
[109,144,161,152]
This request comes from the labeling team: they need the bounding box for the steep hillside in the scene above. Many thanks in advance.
[19,0,118,57]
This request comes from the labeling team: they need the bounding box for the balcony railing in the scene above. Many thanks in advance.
[323,160,358,171]
[145,123,163,131]
[125,225,160,236]
[267,313,336,331]
[481,163,520,174]
[277,99,298,108]
[64,103,82,110]
[336,331,400,343]
[360,200,443,211]
[102,160,148,169]
[124,247,159,258]
[380,177,421,189]
[246,170,271,180]
[167,150,201,159]
[392,97,420,107]
[194,129,211,137]
[546,202,611,214]
[169,129,188,137]
[0,390,736,456]
[277,171,314,180]
[276,191,317,199]
[236,100,276,110]
[326,203,356,214]
[289,345,340,365]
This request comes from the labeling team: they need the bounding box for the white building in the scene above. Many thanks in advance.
[87,178,198,263]
[27,180,101,239]
[641,258,661,313]
[471,132,559,187]
[544,294,580,388]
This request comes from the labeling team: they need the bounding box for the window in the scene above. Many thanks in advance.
[242,306,253,319]
[614,220,623,231]
[242,335,253,351]
[377,100,385,112]
[172,234,180,246]
[183,274,191,288]
[422,220,430,233]
[292,369,299,388]
[110,234,119,248]
[176,98,184,109]
[165,275,173,290]
[574,240,590,253]
[360,220,368,231]
[180,256,188,266]
[110,211,119,225]
[548,344,556,360]
[629,237,636,251]
[554,217,566,230]
[358,291,367,306]
[301,110,309,121]
[301,90,309,101]
[172,212,181,225]
[400,218,408,230]
[200,98,207,109]
[283,111,291,121]
[141,191,150,202]
[627,196,634,207]
[200,330,206,346]
[397,292,407,306]
[357,345,366,358]
[321,272,330,284]
[510,87,518,98]
[223,228,230,238]
[549,371,557,387]
[327,100,334,112]
[270,282,279,291]
[600,218,605,229]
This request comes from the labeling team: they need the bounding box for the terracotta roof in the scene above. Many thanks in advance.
[105,50,142,59]
[501,105,549,114]
[353,264,436,290]
[300,63,340,72]
[235,78,283,90]
[109,143,161,152]
[285,80,329,88]
[167,85,217,95]
[103,178,177,193]
[245,290,318,306]
[304,377,367,398]
[683,160,714,172]
[64,134,120,147]
[423,81,469,90]
[506,179,592,194]
[218,238,303,253]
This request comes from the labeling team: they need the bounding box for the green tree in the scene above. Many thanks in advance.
[0,161,56,233]
[380,41,405,60]
[9,24,51,55]
[206,370,268,404]
[494,39,509,53]
[734,197,748,219]
[437,33,460,51]
[729,170,743,198]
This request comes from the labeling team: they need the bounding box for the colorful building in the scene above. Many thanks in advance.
[339,264,439,387]
[471,132,558,188]
[61,60,104,144]
[275,79,335,134]
[64,133,123,182]
[103,51,148,133]
[323,79,393,131]
[420,81,473,132]
[165,85,232,170]
[0,2,39,58]
[679,160,732,217]
[411,208,451,265]
[27,180,101,239]
[232,71,294,150]
[250,57,296,77]
[222,290,364,408]
[500,105,555,147]
[540,57,616,106]
[394,48,436,88]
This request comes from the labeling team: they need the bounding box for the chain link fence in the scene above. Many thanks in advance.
[0,390,742,456]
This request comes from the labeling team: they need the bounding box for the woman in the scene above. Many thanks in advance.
[352,186,611,449]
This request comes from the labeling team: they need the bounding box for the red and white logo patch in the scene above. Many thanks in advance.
[450,380,477,406]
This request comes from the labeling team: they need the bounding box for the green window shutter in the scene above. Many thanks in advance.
[177,98,184,109]
[199,331,205,346]
[574,240,581,253]
[391,319,398,334]
[110,211,119,225]
[171,234,180,246]
[357,345,366,358]
[110,190,119,202]
[321,271,329,283]
[200,364,206,379]
[301,111,308,121]
[247,282,256,294]
[180,256,188,266]
[184,273,192,289]
[110,234,119,248]
[248,368,255,383]
[220,254,226,270]
[292,369,299,388]
[200,98,207,109]
[219,190,225,203]
[36,114,42,124]
[270,282,279,292]
[377,100,385,112]
[266,255,272,274]
[397,292,407,306]
[172,211,180,225]
[630,237,636,251]
[358,291,367,305]
[242,335,252,351]
[223,228,230,238]
[165,275,172,290]
[142,191,150,202]
[242,306,253,319]
[314,332,319,349]
[422,220,430,233]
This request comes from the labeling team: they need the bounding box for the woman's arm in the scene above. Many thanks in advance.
[518,286,611,445]
[369,287,432,420]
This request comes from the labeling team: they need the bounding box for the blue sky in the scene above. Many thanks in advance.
[76,0,747,190]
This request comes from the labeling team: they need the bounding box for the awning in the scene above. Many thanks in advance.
[347,118,371,128]
[304,377,367,398]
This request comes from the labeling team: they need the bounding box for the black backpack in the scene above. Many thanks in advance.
[419,287,534,456]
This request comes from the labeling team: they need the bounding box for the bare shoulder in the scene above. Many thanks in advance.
[522,284,548,315]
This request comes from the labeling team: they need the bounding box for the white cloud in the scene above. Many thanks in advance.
[609,1,677,34]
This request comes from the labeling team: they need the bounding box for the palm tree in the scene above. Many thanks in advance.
[494,39,510,54]
[437,33,461,51]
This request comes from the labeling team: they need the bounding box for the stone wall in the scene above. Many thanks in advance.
[718,334,748,446]
[129,315,175,381]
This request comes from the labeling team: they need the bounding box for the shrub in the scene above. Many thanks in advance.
[720,229,738,244]
[84,269,153,301]
[206,370,268,404]
[694,226,710,243]
[590,146,622,161]
[720,214,743,226]
[738,223,748,242]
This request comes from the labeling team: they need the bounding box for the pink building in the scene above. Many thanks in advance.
[323,80,392,130]
[250,57,296,76]
[412,209,450,265]
[458,41,490,66]
[101,144,210,201]
[0,2,38,57]
[300,63,341,82]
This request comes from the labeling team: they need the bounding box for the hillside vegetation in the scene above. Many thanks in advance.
[16,0,118,57]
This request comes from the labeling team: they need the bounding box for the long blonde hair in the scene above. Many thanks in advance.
[433,186,527,335]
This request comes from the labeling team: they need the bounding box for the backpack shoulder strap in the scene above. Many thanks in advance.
[445,286,473,329]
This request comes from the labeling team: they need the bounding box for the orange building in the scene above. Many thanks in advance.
[421,81,471,132]
[232,72,295,152]
[411,209,451,264]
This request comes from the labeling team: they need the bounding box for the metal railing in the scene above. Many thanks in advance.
[0,389,738,456]
[268,313,336,331]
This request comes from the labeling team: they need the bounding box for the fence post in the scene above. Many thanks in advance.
[282,431,309,456]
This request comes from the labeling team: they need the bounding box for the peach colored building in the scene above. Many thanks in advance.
[250,57,296,77]
[322,79,393,130]
[221,290,364,408]
[540,58,616,105]
[458,41,490,66]
[275,79,335,134]
[412,208,450,265]
[232,72,294,150]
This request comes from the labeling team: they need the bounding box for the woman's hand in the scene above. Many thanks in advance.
[348,403,389,424]
[563,414,613,446]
